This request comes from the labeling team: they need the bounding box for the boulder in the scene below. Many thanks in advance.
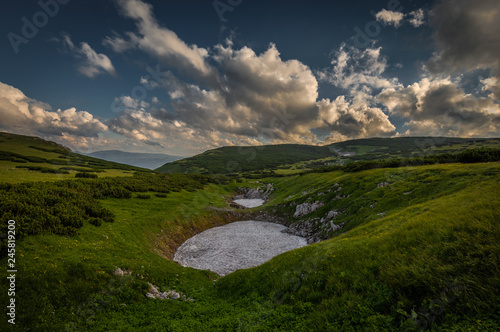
[326,210,341,220]
[293,201,324,218]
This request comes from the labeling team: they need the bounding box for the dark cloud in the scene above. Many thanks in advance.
[427,0,500,99]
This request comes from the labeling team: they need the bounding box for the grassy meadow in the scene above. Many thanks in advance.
[0,132,499,331]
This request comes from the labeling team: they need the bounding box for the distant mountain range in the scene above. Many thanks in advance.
[82,150,184,170]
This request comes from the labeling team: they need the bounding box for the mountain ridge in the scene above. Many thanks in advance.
[81,150,184,170]
[156,136,500,174]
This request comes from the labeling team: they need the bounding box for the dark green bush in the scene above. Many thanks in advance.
[87,217,102,226]
[15,165,70,174]
[305,148,500,174]
[75,172,98,179]
[0,173,217,256]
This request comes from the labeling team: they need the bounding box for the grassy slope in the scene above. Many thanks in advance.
[156,137,500,175]
[219,174,500,331]
[0,183,244,331]
[156,144,333,174]
[0,132,148,182]
[1,162,499,331]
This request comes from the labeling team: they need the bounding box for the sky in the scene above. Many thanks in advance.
[0,0,499,156]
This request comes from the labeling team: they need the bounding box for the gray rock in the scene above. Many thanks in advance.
[146,283,187,301]
[293,201,325,218]
[377,182,390,188]
[326,210,341,220]
[236,184,274,200]
[114,268,124,277]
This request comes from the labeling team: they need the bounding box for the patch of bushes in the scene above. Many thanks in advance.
[0,182,116,256]
[154,193,168,198]
[1,150,48,163]
[15,165,70,174]
[305,148,500,174]
[75,172,98,179]
[60,167,104,173]
[0,173,222,256]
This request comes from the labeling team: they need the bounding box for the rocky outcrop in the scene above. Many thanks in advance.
[284,209,344,243]
[234,183,274,200]
[325,210,341,219]
[293,201,324,218]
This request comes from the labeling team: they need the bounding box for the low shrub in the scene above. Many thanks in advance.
[75,172,98,179]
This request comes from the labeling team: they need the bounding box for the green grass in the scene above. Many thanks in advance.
[218,176,500,331]
[1,161,499,331]
[0,181,246,331]
[157,137,500,175]
[0,132,150,183]
[156,144,334,174]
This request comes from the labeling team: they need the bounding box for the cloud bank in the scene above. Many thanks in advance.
[3,0,499,155]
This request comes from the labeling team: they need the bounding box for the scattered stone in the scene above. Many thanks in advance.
[376,211,387,217]
[327,220,342,232]
[377,182,390,188]
[229,202,245,209]
[326,210,341,220]
[283,216,344,244]
[403,191,412,195]
[146,283,188,301]
[369,202,377,209]
[293,201,325,218]
[113,267,132,276]
[235,184,273,201]
[317,192,325,197]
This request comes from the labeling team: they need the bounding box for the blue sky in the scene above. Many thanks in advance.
[0,0,499,156]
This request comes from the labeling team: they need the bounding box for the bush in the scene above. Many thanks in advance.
[88,217,102,226]
[75,172,98,179]
[0,173,217,256]
[15,165,70,174]
[154,193,168,198]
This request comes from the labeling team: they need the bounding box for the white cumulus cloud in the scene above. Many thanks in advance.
[375,9,405,27]
[0,81,109,148]
[104,0,214,84]
[60,33,117,78]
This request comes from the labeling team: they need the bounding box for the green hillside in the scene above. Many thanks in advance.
[156,137,500,175]
[156,144,332,174]
[0,132,149,182]
[1,133,499,330]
